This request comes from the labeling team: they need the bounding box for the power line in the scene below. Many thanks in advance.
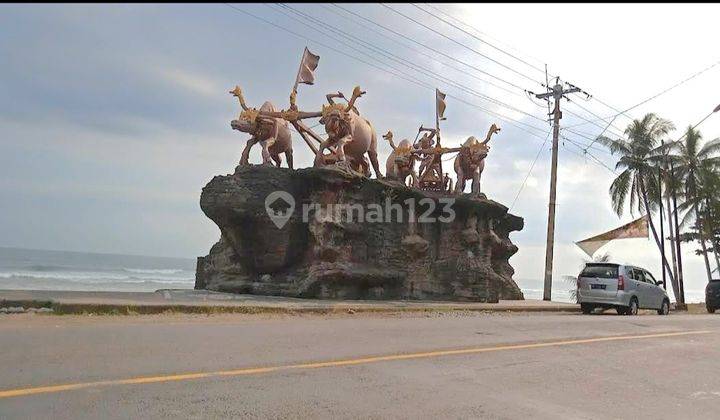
[563,96,625,138]
[276,4,555,138]
[587,95,635,122]
[274,3,548,125]
[319,4,523,99]
[365,3,626,136]
[417,3,634,130]
[509,130,552,211]
[561,135,617,175]
[507,132,619,223]
[225,3,620,176]
[526,88,625,138]
[448,93,550,139]
[421,2,548,71]
[410,3,547,76]
[566,59,720,131]
[330,3,529,93]
[559,129,614,154]
[509,135,618,232]
[562,104,625,139]
[223,4,429,91]
[222,4,554,144]
[379,3,544,87]
[574,56,720,150]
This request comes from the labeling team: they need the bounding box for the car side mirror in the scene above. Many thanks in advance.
[656,281,664,286]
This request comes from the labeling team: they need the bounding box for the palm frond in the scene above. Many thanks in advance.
[596,135,631,156]
[698,138,720,159]
[684,125,702,158]
[609,169,631,216]
[678,205,697,231]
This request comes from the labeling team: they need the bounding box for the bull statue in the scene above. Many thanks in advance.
[454,123,501,195]
[383,130,418,187]
[229,86,293,169]
[314,86,382,178]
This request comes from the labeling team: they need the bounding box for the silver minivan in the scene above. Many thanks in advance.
[577,263,670,315]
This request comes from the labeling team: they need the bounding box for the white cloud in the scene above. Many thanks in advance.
[155,67,222,99]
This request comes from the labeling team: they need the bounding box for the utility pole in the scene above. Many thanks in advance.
[535,79,580,301]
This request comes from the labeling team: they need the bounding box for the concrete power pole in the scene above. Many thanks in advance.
[535,80,580,301]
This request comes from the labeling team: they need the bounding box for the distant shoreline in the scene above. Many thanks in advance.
[0,245,195,263]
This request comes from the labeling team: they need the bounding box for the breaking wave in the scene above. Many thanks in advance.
[122,268,186,275]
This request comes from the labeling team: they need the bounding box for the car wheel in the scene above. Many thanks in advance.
[707,304,716,314]
[626,297,639,316]
[581,303,594,314]
[616,306,628,315]
[657,299,670,315]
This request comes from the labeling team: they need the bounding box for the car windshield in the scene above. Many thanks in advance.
[580,264,618,279]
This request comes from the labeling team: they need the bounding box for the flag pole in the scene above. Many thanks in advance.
[435,89,443,181]
[290,48,306,110]
[435,90,441,148]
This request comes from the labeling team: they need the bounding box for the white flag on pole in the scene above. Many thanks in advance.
[295,47,320,86]
[436,88,447,120]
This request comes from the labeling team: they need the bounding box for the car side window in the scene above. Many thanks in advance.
[628,268,638,281]
[635,270,646,283]
[644,271,657,285]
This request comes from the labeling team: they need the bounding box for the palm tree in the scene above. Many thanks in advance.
[651,139,685,302]
[671,127,720,281]
[708,197,720,274]
[597,113,677,296]
[659,160,681,290]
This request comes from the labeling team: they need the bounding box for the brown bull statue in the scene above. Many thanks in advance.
[229,86,293,169]
[314,86,382,178]
[454,124,501,195]
[383,130,418,187]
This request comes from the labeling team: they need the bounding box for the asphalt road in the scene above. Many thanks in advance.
[1,311,719,419]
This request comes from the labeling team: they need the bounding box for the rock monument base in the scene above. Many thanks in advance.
[195,165,524,302]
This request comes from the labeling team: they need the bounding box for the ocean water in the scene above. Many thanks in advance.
[515,278,577,304]
[0,247,706,302]
[0,247,196,292]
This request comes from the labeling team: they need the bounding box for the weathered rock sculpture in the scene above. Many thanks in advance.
[229,86,293,168]
[383,130,418,187]
[209,52,523,302]
[195,165,524,302]
[454,123,501,195]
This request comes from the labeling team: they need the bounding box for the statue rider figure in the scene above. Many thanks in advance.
[414,127,438,179]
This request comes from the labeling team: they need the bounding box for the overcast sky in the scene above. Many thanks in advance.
[1,3,719,294]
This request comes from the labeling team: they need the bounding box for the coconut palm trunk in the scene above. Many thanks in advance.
[697,217,714,282]
[713,236,720,276]
[671,165,685,304]
[639,175,676,286]
[705,197,720,277]
[664,193,681,301]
